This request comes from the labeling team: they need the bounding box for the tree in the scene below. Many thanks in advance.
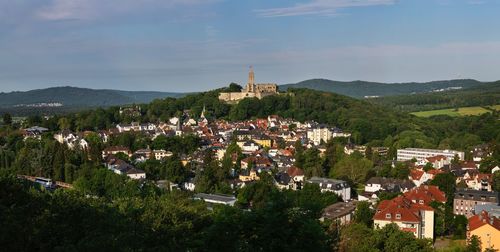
[354,201,374,227]
[303,148,323,177]
[466,235,482,252]
[2,113,12,125]
[430,173,455,205]
[330,155,373,184]
[493,171,500,192]
[165,155,187,184]
[58,117,72,130]
[226,83,242,92]
[423,162,434,172]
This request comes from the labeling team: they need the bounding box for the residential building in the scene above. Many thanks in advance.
[373,185,445,239]
[153,149,173,160]
[454,189,499,218]
[467,211,500,251]
[102,146,132,159]
[307,177,351,201]
[239,169,260,182]
[397,148,465,162]
[320,201,358,225]
[374,195,435,239]
[364,177,415,193]
[307,125,350,145]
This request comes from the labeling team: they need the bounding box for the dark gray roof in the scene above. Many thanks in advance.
[454,189,499,203]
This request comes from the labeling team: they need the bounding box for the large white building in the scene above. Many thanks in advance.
[397,148,464,162]
[307,125,350,145]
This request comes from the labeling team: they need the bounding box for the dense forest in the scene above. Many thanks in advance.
[370,81,500,112]
[0,86,185,116]
[1,173,441,251]
[280,78,483,98]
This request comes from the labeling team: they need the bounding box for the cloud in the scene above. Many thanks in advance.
[255,0,396,17]
[35,0,220,21]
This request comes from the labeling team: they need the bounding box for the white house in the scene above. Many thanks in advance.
[307,177,351,201]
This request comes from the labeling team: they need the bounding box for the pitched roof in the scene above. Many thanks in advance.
[410,169,425,180]
[287,166,304,177]
[426,155,447,162]
[374,196,421,223]
[468,210,500,232]
[403,185,446,204]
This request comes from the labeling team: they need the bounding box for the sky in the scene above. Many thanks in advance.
[0,0,500,92]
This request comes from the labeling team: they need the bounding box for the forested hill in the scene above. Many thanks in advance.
[369,81,500,112]
[280,79,483,98]
[0,86,185,108]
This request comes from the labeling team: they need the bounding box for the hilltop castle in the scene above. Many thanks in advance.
[219,67,278,102]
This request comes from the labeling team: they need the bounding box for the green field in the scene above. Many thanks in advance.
[411,106,492,117]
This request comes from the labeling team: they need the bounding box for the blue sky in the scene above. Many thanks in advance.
[0,0,499,92]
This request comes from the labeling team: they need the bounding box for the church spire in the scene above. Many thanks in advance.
[201,104,206,119]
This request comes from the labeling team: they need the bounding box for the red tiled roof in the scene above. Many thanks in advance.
[374,186,444,225]
[427,169,444,176]
[401,227,417,233]
[461,161,477,169]
[374,196,420,223]
[410,169,424,180]
[468,210,500,232]
[426,155,447,162]
[403,185,446,204]
[287,166,304,177]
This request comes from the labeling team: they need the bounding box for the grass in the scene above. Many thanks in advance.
[488,104,500,111]
[411,106,493,117]
[435,239,466,252]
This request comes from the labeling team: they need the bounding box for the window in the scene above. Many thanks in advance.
[419,200,424,204]
[386,214,391,219]
[396,214,401,219]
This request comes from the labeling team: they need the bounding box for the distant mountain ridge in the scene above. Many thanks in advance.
[280,79,484,98]
[0,86,185,108]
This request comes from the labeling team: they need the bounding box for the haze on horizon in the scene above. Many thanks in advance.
[0,0,499,93]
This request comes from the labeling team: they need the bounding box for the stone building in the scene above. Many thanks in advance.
[219,67,278,102]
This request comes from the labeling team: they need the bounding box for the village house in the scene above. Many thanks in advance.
[307,124,350,146]
[373,185,446,239]
[467,210,500,251]
[307,177,351,201]
[153,149,173,160]
[419,155,450,169]
[360,177,415,202]
[102,146,133,159]
[274,166,305,190]
[239,168,260,182]
[320,201,358,225]
[104,155,146,180]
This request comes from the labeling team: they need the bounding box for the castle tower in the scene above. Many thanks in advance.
[246,66,255,93]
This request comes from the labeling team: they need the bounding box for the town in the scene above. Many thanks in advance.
[14,103,500,251]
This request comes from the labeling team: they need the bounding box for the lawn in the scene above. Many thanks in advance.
[411,106,492,117]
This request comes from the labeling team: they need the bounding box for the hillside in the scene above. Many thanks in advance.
[280,79,483,98]
[0,86,185,110]
[369,81,500,112]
